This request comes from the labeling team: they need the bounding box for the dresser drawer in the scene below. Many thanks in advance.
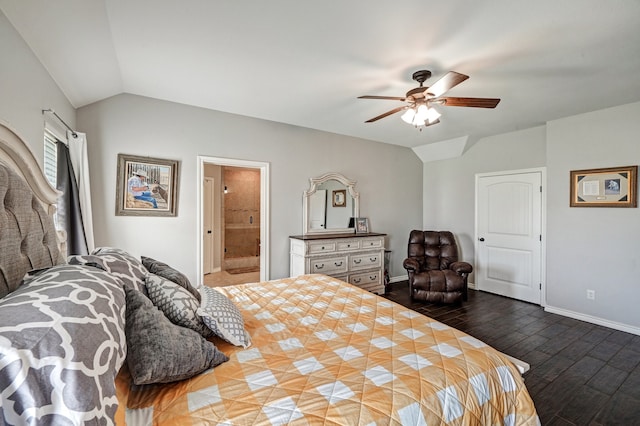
[311,256,348,274]
[308,241,337,254]
[350,251,382,271]
[349,270,382,286]
[360,237,383,249]
[337,240,360,251]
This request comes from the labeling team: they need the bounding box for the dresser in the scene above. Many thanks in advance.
[290,233,386,294]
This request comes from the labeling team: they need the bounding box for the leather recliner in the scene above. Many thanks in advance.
[402,230,472,304]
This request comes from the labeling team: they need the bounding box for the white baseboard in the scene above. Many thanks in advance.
[544,305,640,337]
[389,274,408,283]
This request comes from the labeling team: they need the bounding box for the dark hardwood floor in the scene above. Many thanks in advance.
[383,281,640,425]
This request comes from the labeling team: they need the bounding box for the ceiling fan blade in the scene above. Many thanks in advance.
[438,97,501,108]
[425,71,469,97]
[358,95,406,101]
[364,106,406,123]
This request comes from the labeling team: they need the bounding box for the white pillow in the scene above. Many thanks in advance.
[197,286,251,348]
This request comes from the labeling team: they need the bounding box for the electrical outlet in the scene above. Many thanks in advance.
[586,289,595,300]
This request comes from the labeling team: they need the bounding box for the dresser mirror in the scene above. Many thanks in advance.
[303,172,359,235]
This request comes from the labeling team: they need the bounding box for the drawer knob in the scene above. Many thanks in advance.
[370,257,377,262]
[354,278,361,283]
[370,275,377,280]
[335,261,343,267]
[316,264,324,269]
[321,246,325,250]
[354,259,362,264]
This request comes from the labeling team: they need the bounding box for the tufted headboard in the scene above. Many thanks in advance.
[0,121,65,298]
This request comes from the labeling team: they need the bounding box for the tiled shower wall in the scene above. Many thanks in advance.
[223,167,260,261]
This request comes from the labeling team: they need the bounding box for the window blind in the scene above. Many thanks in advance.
[44,129,58,187]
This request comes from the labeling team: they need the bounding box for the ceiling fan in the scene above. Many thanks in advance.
[358,70,500,128]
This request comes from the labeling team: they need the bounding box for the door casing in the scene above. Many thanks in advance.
[197,156,270,285]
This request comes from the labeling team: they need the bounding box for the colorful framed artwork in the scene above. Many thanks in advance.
[115,154,179,216]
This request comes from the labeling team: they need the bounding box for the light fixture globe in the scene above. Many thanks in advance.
[401,108,416,124]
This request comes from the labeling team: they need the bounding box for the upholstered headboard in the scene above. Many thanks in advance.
[0,121,65,297]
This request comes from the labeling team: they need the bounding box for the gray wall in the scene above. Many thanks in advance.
[77,93,423,283]
[422,103,640,332]
[422,125,547,280]
[546,102,640,331]
[0,11,75,161]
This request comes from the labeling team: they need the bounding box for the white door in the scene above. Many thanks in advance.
[203,177,215,275]
[476,170,543,304]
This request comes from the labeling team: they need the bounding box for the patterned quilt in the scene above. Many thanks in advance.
[120,274,539,425]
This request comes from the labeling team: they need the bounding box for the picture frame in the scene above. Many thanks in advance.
[332,189,347,207]
[355,217,369,234]
[115,154,180,216]
[570,165,637,208]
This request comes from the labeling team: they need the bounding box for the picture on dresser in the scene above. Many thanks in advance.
[355,217,369,233]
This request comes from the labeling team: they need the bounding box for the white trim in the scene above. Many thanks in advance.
[196,156,270,285]
[474,166,547,307]
[389,274,408,284]
[545,305,640,337]
[44,119,68,144]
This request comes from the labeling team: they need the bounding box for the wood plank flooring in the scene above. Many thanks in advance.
[383,281,640,425]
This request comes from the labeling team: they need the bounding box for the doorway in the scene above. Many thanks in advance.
[475,168,546,305]
[197,156,269,287]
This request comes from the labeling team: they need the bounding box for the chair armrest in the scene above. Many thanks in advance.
[450,261,473,275]
[403,258,420,272]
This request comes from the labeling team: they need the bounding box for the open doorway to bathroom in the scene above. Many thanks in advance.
[198,156,269,287]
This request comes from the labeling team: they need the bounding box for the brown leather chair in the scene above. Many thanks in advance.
[403,230,472,304]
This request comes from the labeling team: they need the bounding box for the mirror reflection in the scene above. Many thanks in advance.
[303,173,359,235]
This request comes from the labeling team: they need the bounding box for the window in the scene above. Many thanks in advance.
[43,129,58,187]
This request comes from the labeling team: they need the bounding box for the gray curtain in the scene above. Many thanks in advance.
[56,141,88,255]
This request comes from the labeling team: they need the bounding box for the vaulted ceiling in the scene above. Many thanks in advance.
[2,1,639,148]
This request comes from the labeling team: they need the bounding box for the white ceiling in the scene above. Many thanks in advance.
[2,1,640,148]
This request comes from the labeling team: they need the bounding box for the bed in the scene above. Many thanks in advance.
[0,121,539,425]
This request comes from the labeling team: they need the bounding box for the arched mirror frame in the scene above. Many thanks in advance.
[303,172,360,235]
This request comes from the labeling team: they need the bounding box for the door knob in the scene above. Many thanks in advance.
[478,237,485,241]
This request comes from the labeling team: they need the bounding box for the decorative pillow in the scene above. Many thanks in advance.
[145,273,212,337]
[0,264,126,424]
[91,247,148,294]
[141,256,200,301]
[197,286,252,348]
[124,287,229,385]
[67,254,109,272]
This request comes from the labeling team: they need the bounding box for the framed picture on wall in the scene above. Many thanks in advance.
[332,189,347,207]
[115,154,180,216]
[570,165,637,207]
[355,217,369,234]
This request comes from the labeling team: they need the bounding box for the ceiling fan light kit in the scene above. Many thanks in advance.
[358,69,500,129]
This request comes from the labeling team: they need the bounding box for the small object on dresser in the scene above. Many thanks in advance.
[355,217,369,234]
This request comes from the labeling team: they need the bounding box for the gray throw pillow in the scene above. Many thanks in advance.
[141,256,200,301]
[67,254,109,272]
[124,287,228,385]
[0,264,126,424]
[197,286,252,348]
[145,273,212,337]
[91,247,148,295]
